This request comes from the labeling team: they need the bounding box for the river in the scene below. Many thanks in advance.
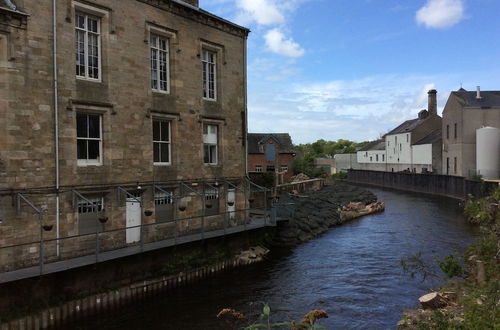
[73,186,479,329]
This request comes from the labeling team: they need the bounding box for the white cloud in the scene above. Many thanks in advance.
[264,29,305,58]
[235,0,284,25]
[416,0,465,29]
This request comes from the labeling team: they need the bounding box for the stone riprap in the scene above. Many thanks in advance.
[273,183,377,246]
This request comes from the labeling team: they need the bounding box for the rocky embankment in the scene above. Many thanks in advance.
[273,182,382,246]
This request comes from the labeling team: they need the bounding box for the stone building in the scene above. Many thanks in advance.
[0,0,251,277]
[247,133,296,183]
[442,87,500,179]
[357,90,442,173]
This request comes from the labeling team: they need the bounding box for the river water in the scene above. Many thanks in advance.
[75,186,478,330]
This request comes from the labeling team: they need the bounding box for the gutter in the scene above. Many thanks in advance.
[52,0,61,255]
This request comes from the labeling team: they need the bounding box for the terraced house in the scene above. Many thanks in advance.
[0,0,260,282]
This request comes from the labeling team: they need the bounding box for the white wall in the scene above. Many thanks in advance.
[386,133,412,164]
[357,150,386,164]
[412,144,432,165]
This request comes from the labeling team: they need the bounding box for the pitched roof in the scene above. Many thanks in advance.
[359,139,385,151]
[247,133,296,154]
[452,90,500,108]
[414,129,442,145]
[385,117,430,135]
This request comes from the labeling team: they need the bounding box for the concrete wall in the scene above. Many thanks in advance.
[334,153,359,172]
[386,133,412,164]
[347,169,497,199]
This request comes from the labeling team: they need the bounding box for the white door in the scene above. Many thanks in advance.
[227,189,236,220]
[126,197,141,244]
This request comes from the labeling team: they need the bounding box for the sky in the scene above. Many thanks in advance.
[200,0,500,144]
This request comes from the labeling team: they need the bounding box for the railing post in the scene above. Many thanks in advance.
[39,213,44,275]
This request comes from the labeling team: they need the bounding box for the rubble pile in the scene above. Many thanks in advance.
[273,182,379,246]
[291,173,310,182]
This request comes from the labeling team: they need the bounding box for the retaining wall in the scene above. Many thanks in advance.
[347,170,497,199]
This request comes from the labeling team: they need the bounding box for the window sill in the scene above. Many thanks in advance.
[76,76,102,83]
[154,163,171,166]
[202,97,217,102]
[152,90,170,95]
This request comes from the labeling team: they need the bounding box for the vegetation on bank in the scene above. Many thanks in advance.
[293,139,367,178]
[217,303,329,330]
[399,187,500,329]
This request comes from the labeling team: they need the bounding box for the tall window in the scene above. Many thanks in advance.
[203,124,218,164]
[150,34,169,92]
[454,157,457,174]
[153,120,171,165]
[75,12,100,80]
[446,125,450,139]
[255,165,263,172]
[77,113,102,166]
[202,50,216,100]
[454,123,457,139]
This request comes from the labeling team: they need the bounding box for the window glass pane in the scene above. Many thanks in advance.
[210,145,217,164]
[153,121,160,141]
[76,114,88,138]
[161,122,169,142]
[153,142,160,163]
[76,14,85,29]
[88,140,100,160]
[77,139,87,160]
[204,145,210,163]
[160,143,170,163]
[88,115,100,138]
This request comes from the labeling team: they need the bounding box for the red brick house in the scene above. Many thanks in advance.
[247,133,296,183]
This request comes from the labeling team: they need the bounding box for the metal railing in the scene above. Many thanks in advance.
[0,203,276,283]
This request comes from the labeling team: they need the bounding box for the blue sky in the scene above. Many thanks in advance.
[200,0,500,144]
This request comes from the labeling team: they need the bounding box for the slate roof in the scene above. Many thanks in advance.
[452,90,500,108]
[414,129,442,145]
[384,117,431,135]
[247,133,296,154]
[359,139,385,151]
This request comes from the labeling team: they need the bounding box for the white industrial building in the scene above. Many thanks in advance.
[356,90,442,173]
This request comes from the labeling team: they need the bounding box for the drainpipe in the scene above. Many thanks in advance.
[243,34,248,177]
[52,0,61,256]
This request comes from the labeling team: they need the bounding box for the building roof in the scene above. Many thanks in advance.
[413,129,442,145]
[385,117,432,135]
[452,90,500,108]
[359,139,385,151]
[247,133,296,154]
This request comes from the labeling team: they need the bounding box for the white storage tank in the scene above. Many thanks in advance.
[476,126,500,179]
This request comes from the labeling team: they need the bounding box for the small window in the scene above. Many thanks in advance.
[382,154,385,162]
[77,113,102,166]
[406,134,409,143]
[395,136,398,144]
[376,155,379,162]
[153,120,171,165]
[78,196,104,235]
[370,156,373,161]
[202,49,216,100]
[446,157,450,175]
[155,190,174,223]
[150,34,169,93]
[204,187,219,216]
[203,124,218,165]
[400,144,402,151]
[255,165,263,172]
[266,165,275,172]
[280,165,288,173]
[75,12,101,80]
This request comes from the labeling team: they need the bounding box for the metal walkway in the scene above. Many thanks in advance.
[0,217,274,284]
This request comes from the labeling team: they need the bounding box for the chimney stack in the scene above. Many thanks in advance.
[428,89,437,116]
[476,86,482,100]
